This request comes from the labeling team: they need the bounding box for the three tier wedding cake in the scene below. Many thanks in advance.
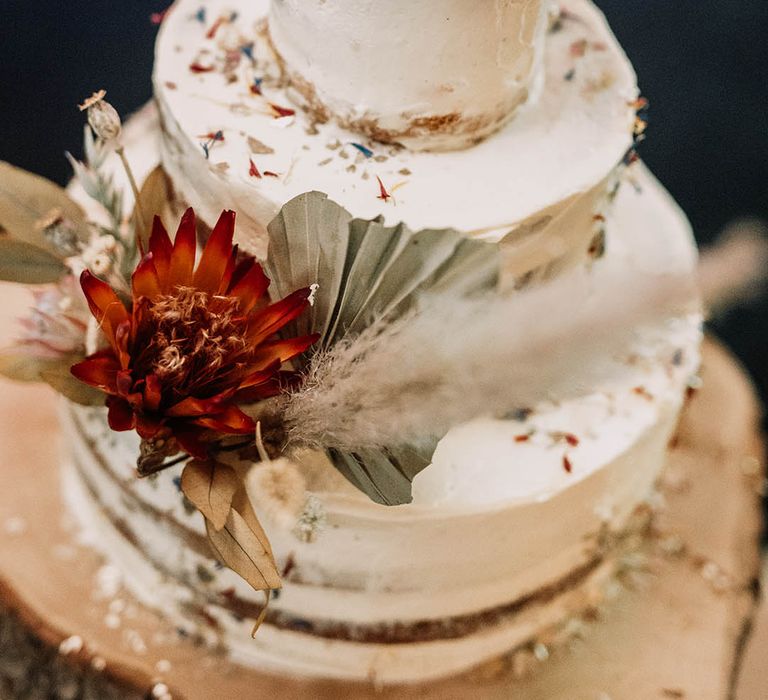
[0,0,703,690]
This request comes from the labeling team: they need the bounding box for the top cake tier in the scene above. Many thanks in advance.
[268,0,550,151]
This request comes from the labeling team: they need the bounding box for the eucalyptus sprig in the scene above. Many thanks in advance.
[66,125,124,237]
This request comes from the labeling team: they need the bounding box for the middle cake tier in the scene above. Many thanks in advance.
[155,0,639,285]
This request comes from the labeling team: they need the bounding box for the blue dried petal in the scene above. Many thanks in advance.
[351,143,374,158]
[241,42,255,62]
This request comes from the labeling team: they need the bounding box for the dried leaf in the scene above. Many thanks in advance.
[266,191,352,341]
[0,351,60,382]
[0,239,68,283]
[39,363,103,406]
[181,460,239,531]
[247,136,274,155]
[231,487,276,561]
[328,446,431,507]
[265,191,498,505]
[205,489,281,592]
[0,160,87,254]
[267,192,499,349]
[133,165,174,251]
[0,350,101,405]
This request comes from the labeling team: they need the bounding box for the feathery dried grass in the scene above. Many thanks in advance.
[283,264,699,453]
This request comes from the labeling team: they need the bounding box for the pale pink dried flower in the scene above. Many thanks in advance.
[16,276,89,358]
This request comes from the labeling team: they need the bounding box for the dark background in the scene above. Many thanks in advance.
[0,0,766,397]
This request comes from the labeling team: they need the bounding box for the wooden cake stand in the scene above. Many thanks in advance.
[0,283,764,699]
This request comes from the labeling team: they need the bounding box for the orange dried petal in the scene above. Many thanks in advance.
[193,209,236,293]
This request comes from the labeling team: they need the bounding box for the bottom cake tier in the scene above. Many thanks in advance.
[0,334,761,699]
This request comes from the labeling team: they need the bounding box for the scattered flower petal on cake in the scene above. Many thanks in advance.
[240,42,255,64]
[375,176,391,202]
[189,61,215,74]
[206,16,227,39]
[565,433,580,447]
[247,135,273,154]
[199,130,224,160]
[570,39,588,58]
[197,130,225,142]
[250,77,264,96]
[268,103,296,119]
[351,143,374,158]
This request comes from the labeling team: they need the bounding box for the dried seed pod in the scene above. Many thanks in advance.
[79,90,122,143]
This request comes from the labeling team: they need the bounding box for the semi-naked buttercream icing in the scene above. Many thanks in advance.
[267,0,551,151]
[154,0,636,279]
[54,0,703,685]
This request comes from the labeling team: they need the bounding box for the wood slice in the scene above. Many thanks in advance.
[0,281,763,699]
[736,557,768,700]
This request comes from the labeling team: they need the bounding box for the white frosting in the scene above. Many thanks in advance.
[62,456,621,682]
[63,136,702,681]
[57,2,701,682]
[268,0,551,151]
[154,0,637,263]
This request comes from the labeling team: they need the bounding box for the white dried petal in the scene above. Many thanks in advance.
[58,635,84,655]
[125,629,147,654]
[95,564,123,598]
[245,458,307,528]
[151,683,171,699]
[293,494,327,543]
[155,659,172,674]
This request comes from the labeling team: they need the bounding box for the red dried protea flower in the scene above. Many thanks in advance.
[71,208,317,468]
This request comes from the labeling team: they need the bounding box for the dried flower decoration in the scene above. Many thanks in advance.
[245,457,307,529]
[79,90,122,144]
[71,207,318,472]
[77,89,146,246]
[16,277,89,359]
